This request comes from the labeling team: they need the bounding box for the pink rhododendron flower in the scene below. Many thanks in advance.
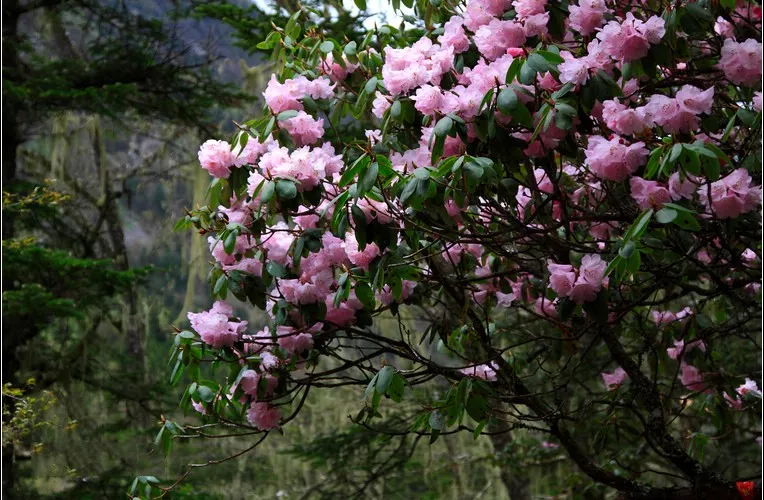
[718,38,763,86]
[558,51,590,86]
[698,168,762,219]
[629,177,671,209]
[534,297,557,317]
[412,85,443,116]
[320,52,359,81]
[280,111,325,146]
[736,378,762,397]
[247,402,281,430]
[602,367,627,390]
[345,237,381,269]
[439,16,471,53]
[585,136,648,181]
[522,13,550,36]
[372,91,392,118]
[596,14,665,63]
[548,254,607,304]
[277,327,315,354]
[192,401,207,415]
[668,172,697,200]
[534,168,554,194]
[724,392,743,410]
[474,19,526,61]
[666,338,705,360]
[382,39,454,95]
[460,362,499,381]
[377,280,417,306]
[714,16,735,39]
[263,74,304,114]
[187,301,247,348]
[568,0,607,35]
[240,370,278,399]
[198,140,236,178]
[601,99,648,136]
[679,363,707,393]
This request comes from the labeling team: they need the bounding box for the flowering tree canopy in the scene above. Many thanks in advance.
[153,0,761,497]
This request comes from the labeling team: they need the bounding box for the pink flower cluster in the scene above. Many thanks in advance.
[187,301,248,349]
[547,254,607,304]
[568,0,608,35]
[263,74,335,114]
[280,111,325,146]
[602,367,627,390]
[596,13,665,63]
[584,136,648,181]
[602,85,715,136]
[382,38,454,95]
[249,143,343,192]
[698,169,762,219]
[718,38,762,87]
[460,362,499,381]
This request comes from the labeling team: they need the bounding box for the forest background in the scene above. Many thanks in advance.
[2,1,569,498]
[5,0,758,499]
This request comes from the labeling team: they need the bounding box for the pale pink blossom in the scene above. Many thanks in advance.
[198,140,236,179]
[474,19,526,61]
[602,367,627,390]
[666,338,706,360]
[736,378,762,397]
[585,136,648,181]
[568,0,607,35]
[187,301,247,348]
[679,363,707,393]
[460,362,499,381]
[247,402,281,430]
[718,38,762,86]
[281,111,325,146]
[629,177,671,209]
[596,14,665,62]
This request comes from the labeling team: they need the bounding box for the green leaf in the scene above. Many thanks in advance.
[505,58,524,84]
[343,41,357,56]
[357,161,379,197]
[618,240,636,259]
[319,40,335,53]
[276,180,297,199]
[196,385,215,403]
[266,261,287,278]
[376,366,395,394]
[672,210,701,232]
[364,77,379,94]
[433,116,454,137]
[260,180,275,203]
[223,231,237,255]
[519,62,536,85]
[339,154,370,188]
[655,207,678,224]
[355,281,376,310]
[510,105,533,128]
[497,88,518,114]
[388,374,406,402]
[473,420,487,440]
[276,110,299,121]
[429,410,445,431]
[390,100,402,118]
[526,53,551,73]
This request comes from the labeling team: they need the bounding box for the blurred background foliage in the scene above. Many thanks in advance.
[1,1,656,499]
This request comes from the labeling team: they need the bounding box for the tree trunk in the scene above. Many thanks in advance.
[488,418,531,500]
[2,1,21,495]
